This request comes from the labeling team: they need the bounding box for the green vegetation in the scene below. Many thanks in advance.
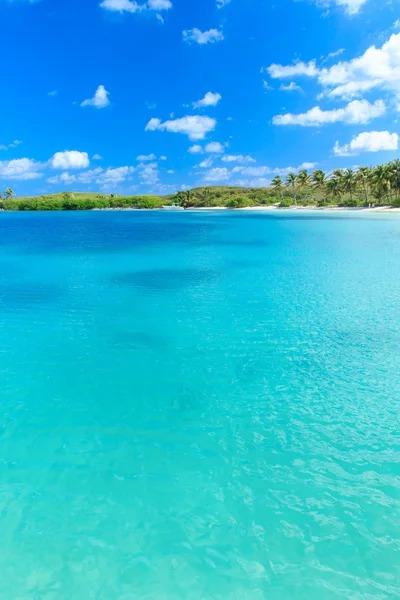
[170,161,400,209]
[2,161,400,210]
[0,192,165,211]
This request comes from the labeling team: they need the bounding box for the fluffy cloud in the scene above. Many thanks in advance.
[188,145,203,153]
[233,163,317,177]
[273,99,385,126]
[198,157,214,168]
[100,0,172,12]
[138,162,159,185]
[50,151,90,170]
[334,131,399,156]
[222,155,255,163]
[92,154,102,160]
[183,28,224,45]
[48,166,136,187]
[47,172,77,185]
[318,33,400,100]
[100,166,135,184]
[0,158,43,181]
[205,142,224,153]
[203,167,231,182]
[137,153,157,161]
[193,91,222,108]
[145,115,217,140]
[316,0,367,16]
[266,60,318,79]
[81,85,110,109]
[266,33,400,103]
[200,161,319,185]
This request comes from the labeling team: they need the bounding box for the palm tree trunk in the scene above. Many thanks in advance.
[363,183,368,205]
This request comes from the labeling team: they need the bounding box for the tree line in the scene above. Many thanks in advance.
[271,160,400,207]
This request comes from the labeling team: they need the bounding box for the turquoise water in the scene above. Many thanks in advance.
[1,210,400,599]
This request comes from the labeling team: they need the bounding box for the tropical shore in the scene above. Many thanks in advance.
[189,205,400,212]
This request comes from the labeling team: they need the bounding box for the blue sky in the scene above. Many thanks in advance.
[0,0,399,196]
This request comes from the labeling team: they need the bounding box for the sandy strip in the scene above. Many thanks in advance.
[189,206,400,213]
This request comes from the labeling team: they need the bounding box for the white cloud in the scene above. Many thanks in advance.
[100,0,172,12]
[48,165,136,187]
[137,153,157,161]
[205,142,224,153]
[232,177,271,188]
[217,0,231,6]
[334,131,399,156]
[93,154,102,160]
[0,140,22,151]
[100,0,142,12]
[266,60,318,79]
[193,91,222,109]
[203,167,231,182]
[100,166,135,184]
[267,33,400,103]
[273,99,385,126]
[198,157,214,168]
[222,155,256,163]
[0,158,43,181]
[320,0,367,16]
[81,85,110,109]
[231,166,269,177]
[183,28,224,45]
[50,151,90,170]
[233,162,318,177]
[47,172,77,185]
[147,0,172,9]
[145,115,217,140]
[160,155,167,160]
[201,162,318,185]
[280,82,302,92]
[138,162,159,185]
[48,90,58,96]
[188,144,203,153]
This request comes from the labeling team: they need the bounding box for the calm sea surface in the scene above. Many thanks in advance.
[1,210,400,599]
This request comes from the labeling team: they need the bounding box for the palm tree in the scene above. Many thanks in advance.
[271,175,284,202]
[5,188,14,199]
[311,170,328,204]
[388,160,400,203]
[356,167,372,205]
[286,172,298,205]
[174,190,193,208]
[297,169,311,205]
[342,169,356,203]
[371,165,390,205]
[327,178,342,203]
[200,188,212,207]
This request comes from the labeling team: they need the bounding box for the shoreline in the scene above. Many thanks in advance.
[2,205,400,214]
[186,205,400,213]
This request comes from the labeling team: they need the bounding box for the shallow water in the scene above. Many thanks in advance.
[1,210,400,599]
